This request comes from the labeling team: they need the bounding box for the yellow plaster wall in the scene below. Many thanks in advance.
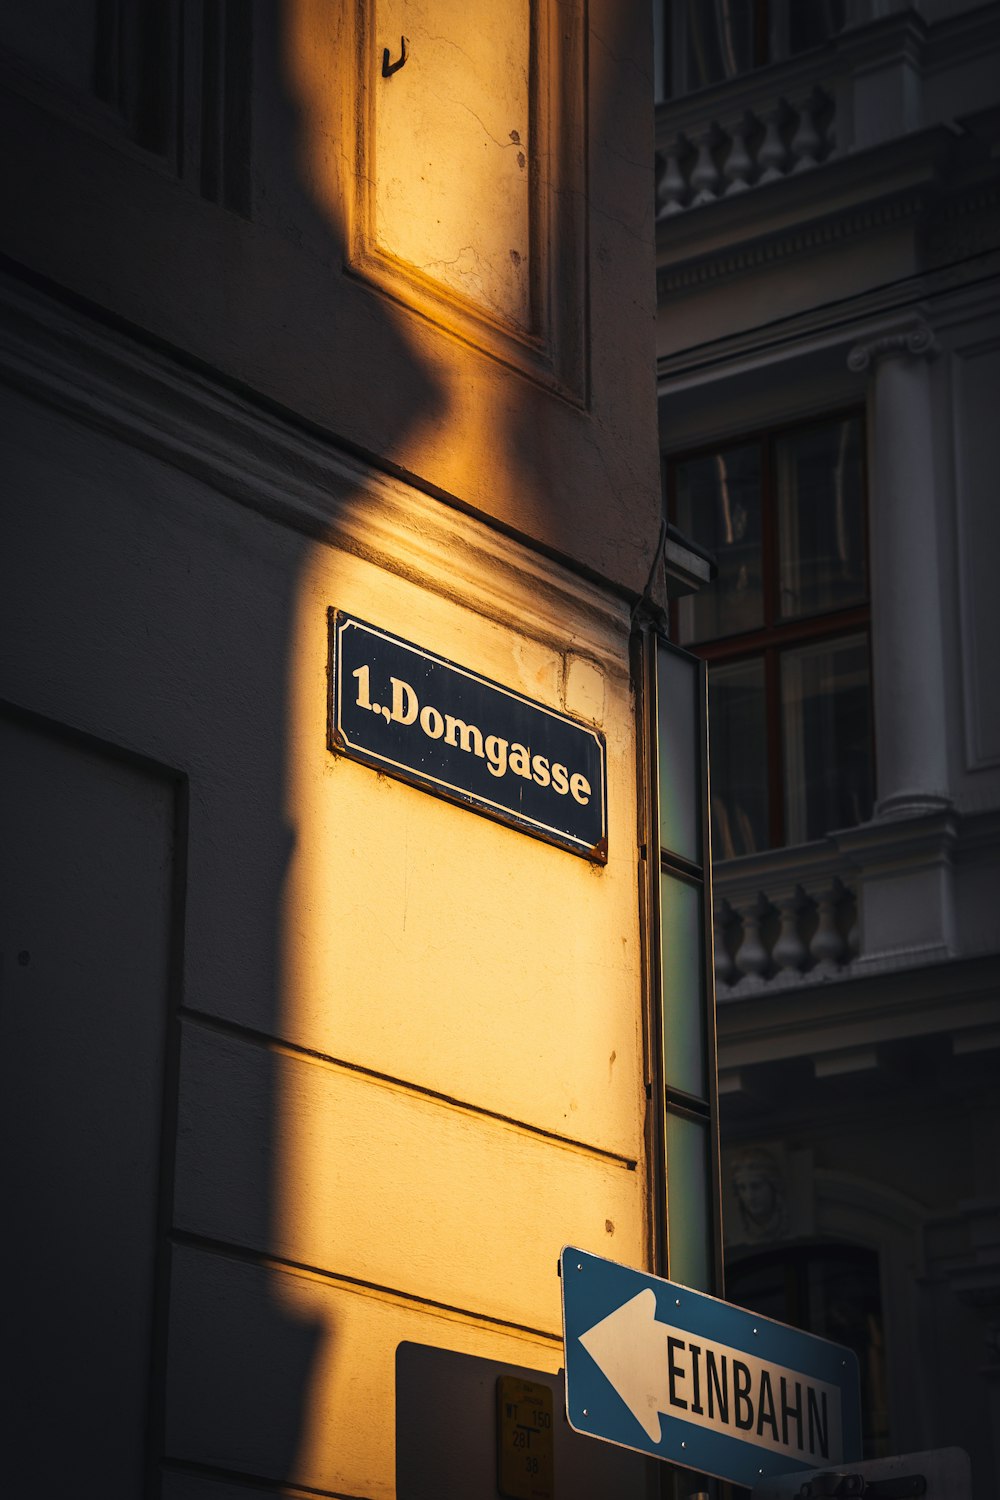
[166,1243,566,1497]
[282,552,645,1153]
[261,526,649,1494]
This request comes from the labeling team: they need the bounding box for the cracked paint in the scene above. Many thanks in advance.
[374,0,531,326]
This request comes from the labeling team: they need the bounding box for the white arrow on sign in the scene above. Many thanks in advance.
[578,1287,845,1467]
[579,1289,670,1442]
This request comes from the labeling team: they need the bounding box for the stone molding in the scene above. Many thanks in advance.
[0,273,631,672]
[657,188,926,295]
[847,317,941,372]
[716,948,1000,1082]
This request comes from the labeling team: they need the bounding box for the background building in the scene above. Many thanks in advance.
[654,2,1000,1494]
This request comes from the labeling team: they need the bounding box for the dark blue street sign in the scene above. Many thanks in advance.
[329,613,607,861]
[561,1248,862,1489]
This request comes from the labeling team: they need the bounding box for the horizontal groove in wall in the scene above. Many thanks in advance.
[162,1453,370,1499]
[0,271,632,666]
[179,1006,640,1171]
[170,1228,563,1344]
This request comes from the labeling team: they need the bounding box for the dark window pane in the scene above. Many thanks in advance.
[725,1253,791,1325]
[0,1,99,92]
[781,634,873,844]
[776,417,866,621]
[728,1246,890,1462]
[657,645,702,865]
[660,873,706,1099]
[805,1251,890,1459]
[654,0,668,102]
[708,658,768,858]
[665,0,847,98]
[676,444,763,644]
[667,1110,713,1292]
[682,0,755,90]
[788,0,846,55]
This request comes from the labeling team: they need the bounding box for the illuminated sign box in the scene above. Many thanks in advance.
[329,613,607,861]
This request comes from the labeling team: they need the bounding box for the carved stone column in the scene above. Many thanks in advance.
[848,319,951,818]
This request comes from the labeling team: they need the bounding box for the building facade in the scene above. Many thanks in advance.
[654,2,1000,1494]
[0,5,703,1498]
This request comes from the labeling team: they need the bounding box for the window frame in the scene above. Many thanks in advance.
[666,406,874,851]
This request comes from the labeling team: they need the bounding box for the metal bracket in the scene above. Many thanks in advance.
[382,35,407,77]
[798,1474,927,1499]
[799,1476,865,1498]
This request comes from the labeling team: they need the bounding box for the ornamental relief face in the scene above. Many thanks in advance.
[723,1143,817,1248]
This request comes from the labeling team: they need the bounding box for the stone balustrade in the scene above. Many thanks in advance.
[714,876,858,992]
[709,805,1000,996]
[655,5,1000,223]
[656,85,836,217]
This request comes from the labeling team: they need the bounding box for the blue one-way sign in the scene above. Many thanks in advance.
[560,1248,862,1489]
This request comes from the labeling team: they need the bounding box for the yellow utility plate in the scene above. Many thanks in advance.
[497,1376,555,1500]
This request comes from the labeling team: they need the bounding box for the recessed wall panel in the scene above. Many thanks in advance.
[0,713,174,1498]
[373,0,532,329]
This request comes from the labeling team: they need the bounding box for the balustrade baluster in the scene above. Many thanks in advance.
[735,894,771,981]
[714,898,738,987]
[791,90,823,171]
[758,103,790,182]
[723,115,754,194]
[773,888,809,973]
[845,887,860,960]
[656,140,689,217]
[810,881,847,967]
[690,126,722,206]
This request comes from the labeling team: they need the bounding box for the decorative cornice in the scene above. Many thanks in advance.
[655,258,1000,396]
[0,273,632,670]
[716,950,1000,1065]
[924,178,1000,265]
[847,317,940,372]
[657,190,926,297]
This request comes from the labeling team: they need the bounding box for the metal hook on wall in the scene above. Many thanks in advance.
[382,36,408,77]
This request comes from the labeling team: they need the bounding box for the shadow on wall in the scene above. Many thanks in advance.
[161,3,449,1494]
[0,4,441,1498]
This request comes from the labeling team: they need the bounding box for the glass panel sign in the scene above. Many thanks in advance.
[659,874,707,1099]
[330,613,607,861]
[656,645,702,866]
[666,1109,713,1293]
